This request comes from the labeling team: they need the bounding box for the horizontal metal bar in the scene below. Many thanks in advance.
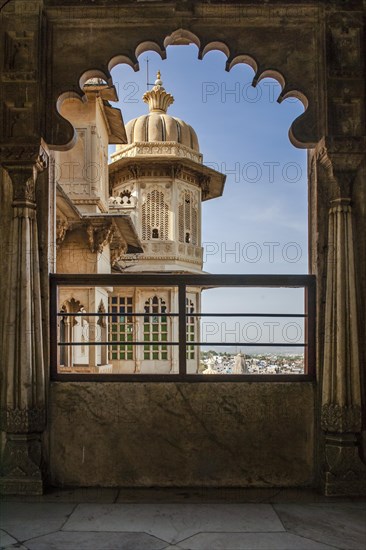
[57,312,306,318]
[58,341,179,346]
[58,341,305,347]
[57,312,178,317]
[187,313,306,318]
[188,342,306,347]
[51,273,315,288]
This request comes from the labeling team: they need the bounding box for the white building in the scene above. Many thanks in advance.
[55,73,225,374]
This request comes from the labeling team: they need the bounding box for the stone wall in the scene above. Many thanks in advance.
[49,382,315,487]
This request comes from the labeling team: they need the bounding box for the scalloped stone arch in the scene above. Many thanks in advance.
[49,24,322,150]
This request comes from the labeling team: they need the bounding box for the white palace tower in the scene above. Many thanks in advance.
[108,72,225,374]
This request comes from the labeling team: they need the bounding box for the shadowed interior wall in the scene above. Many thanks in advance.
[49,382,315,487]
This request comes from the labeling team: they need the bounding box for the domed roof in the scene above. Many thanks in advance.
[123,72,200,153]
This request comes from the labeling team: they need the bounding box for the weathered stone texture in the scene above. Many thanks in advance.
[49,382,315,487]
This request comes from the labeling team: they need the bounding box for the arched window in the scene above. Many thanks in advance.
[179,189,198,245]
[109,295,134,361]
[142,188,169,241]
[143,296,168,360]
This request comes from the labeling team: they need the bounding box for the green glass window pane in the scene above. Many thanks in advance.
[127,352,133,360]
[144,344,149,351]
[144,334,149,341]
[144,324,149,332]
[153,344,158,350]
[112,334,117,341]
[144,352,150,359]
[162,344,167,351]
[112,352,117,360]
[111,324,117,331]
[161,316,167,323]
[161,324,167,331]
[127,344,132,351]
[152,324,159,332]
[153,352,159,360]
[153,334,158,341]
[161,334,167,341]
[112,345,117,351]
[161,352,167,360]
[190,325,194,332]
[127,334,133,341]
[190,334,194,341]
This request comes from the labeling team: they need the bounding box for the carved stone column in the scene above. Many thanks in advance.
[320,147,366,495]
[0,148,47,495]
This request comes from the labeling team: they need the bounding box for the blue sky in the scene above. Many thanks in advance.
[109,45,308,336]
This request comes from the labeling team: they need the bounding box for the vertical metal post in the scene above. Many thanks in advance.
[178,284,187,375]
[49,276,58,380]
[304,279,316,377]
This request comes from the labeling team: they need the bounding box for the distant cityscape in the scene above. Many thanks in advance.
[199,351,304,374]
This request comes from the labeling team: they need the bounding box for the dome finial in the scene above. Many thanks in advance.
[143,70,174,113]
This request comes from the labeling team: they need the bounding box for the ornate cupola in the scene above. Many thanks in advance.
[109,72,226,272]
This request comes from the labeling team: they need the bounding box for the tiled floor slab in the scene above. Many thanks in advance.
[0,503,75,542]
[116,488,282,503]
[2,488,119,504]
[274,503,366,550]
[0,530,18,549]
[63,503,284,544]
[2,545,28,550]
[178,532,340,549]
[24,531,167,549]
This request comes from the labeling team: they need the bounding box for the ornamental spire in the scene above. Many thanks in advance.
[142,71,174,113]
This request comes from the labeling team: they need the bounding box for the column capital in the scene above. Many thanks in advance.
[1,145,48,206]
[315,137,365,198]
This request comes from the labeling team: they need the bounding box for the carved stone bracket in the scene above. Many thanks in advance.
[111,243,128,266]
[56,218,69,248]
[199,175,210,199]
[86,221,115,254]
[315,137,365,197]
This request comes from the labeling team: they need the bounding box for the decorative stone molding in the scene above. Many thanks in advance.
[0,144,43,163]
[110,142,202,164]
[321,404,362,433]
[0,407,46,433]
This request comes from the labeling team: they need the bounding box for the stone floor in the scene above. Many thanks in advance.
[0,488,365,549]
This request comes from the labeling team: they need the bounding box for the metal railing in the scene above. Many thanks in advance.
[50,273,316,382]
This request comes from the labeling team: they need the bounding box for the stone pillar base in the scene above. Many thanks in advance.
[0,434,43,495]
[0,477,43,495]
[324,434,366,496]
